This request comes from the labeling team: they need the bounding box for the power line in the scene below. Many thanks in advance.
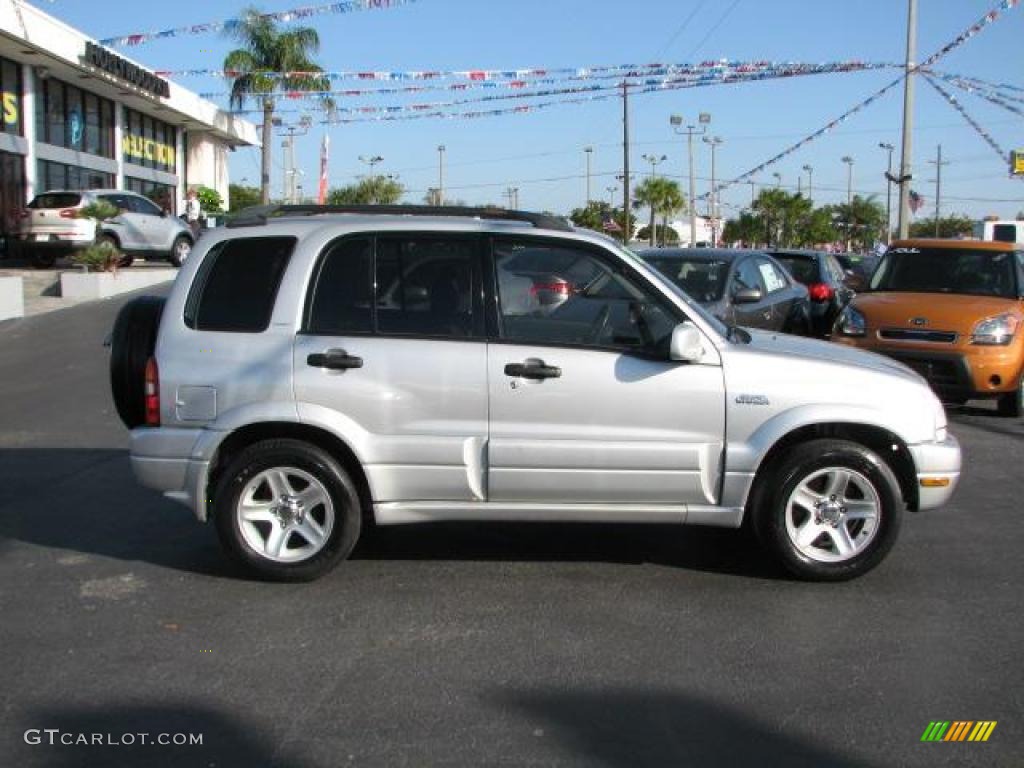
[653,1,708,60]
[685,0,744,59]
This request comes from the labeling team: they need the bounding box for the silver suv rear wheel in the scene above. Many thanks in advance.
[213,439,362,581]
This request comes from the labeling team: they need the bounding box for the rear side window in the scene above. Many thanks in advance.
[773,255,819,285]
[185,237,296,332]
[306,238,373,335]
[29,193,81,209]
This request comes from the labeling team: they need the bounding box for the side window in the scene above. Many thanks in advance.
[732,258,765,295]
[375,237,479,338]
[757,258,789,294]
[99,193,129,213]
[494,239,678,354]
[186,237,296,332]
[306,238,373,335]
[129,195,162,216]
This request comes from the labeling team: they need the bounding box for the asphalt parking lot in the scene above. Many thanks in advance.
[0,289,1021,767]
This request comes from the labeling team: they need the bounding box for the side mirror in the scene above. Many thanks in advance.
[161,209,169,218]
[732,287,763,304]
[670,321,704,363]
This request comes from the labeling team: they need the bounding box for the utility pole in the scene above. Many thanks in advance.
[897,0,918,238]
[703,136,723,246]
[879,142,895,244]
[670,113,710,247]
[842,156,855,250]
[929,144,949,236]
[279,116,312,203]
[584,146,593,204]
[505,187,519,209]
[622,81,631,244]
[641,153,667,247]
[802,164,814,204]
[437,144,445,206]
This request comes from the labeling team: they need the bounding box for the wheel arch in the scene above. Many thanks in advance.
[206,421,374,527]
[97,229,121,248]
[744,422,919,524]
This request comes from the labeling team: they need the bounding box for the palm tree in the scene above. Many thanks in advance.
[831,195,885,252]
[634,177,685,247]
[224,8,332,204]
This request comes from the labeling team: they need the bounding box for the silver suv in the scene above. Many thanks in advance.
[18,189,193,268]
[111,206,961,582]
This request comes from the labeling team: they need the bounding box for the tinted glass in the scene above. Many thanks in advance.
[307,238,373,335]
[376,237,478,338]
[757,258,789,294]
[993,224,1017,243]
[188,237,296,332]
[29,192,81,209]
[732,258,765,294]
[871,247,1018,299]
[773,254,820,285]
[646,256,729,302]
[495,239,678,354]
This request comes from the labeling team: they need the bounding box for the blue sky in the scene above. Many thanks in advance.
[44,0,1024,219]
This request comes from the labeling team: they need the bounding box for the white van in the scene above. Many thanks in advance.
[973,219,1024,244]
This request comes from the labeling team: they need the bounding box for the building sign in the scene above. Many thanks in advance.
[84,42,170,98]
[1012,150,1024,177]
[2,91,16,126]
[122,134,175,168]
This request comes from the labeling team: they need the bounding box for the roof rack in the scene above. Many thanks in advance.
[224,204,572,232]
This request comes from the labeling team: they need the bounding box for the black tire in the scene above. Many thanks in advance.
[213,439,362,581]
[169,235,192,268]
[996,379,1022,418]
[109,295,165,428]
[30,249,57,269]
[751,438,903,581]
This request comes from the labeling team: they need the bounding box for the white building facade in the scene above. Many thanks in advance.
[0,1,257,242]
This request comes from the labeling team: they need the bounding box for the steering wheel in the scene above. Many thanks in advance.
[587,304,612,345]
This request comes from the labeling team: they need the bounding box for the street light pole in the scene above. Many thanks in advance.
[670,113,710,248]
[584,146,593,204]
[437,145,445,206]
[622,81,631,244]
[606,185,616,207]
[897,0,918,238]
[842,155,855,250]
[879,142,895,244]
[703,136,723,246]
[772,172,782,189]
[929,143,949,236]
[802,164,814,204]
[359,154,383,177]
[641,153,667,246]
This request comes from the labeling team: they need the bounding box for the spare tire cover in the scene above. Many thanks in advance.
[110,295,166,428]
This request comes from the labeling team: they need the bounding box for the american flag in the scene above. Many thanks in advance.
[317,134,329,205]
[908,189,924,214]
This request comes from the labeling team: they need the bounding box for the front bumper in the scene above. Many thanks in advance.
[909,432,962,511]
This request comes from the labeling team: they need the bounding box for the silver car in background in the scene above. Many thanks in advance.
[110,206,961,583]
[16,188,194,268]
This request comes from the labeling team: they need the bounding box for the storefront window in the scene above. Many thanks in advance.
[0,151,26,240]
[37,159,112,192]
[35,75,114,158]
[1,56,21,136]
[125,176,176,214]
[123,107,177,172]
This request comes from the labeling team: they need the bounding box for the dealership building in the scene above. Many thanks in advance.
[0,1,257,242]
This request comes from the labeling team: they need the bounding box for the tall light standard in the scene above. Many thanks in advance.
[802,164,814,204]
[702,136,723,246]
[879,142,895,243]
[584,146,593,204]
[437,145,446,206]
[641,153,667,246]
[842,155,855,250]
[670,112,710,247]
[606,185,617,207]
[772,171,782,188]
[359,154,383,177]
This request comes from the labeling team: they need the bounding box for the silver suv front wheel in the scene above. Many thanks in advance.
[753,439,903,581]
[214,439,362,581]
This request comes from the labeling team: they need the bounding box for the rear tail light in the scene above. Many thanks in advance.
[58,208,78,219]
[144,357,160,426]
[530,282,571,296]
[808,282,834,302]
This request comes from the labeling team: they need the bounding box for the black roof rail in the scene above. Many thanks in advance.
[224,204,572,231]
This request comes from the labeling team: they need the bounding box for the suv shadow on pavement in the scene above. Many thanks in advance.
[0,448,783,582]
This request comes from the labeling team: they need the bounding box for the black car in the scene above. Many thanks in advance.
[767,249,859,337]
[639,247,812,335]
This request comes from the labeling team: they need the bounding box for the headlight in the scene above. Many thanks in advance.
[970,313,1019,346]
[835,306,866,337]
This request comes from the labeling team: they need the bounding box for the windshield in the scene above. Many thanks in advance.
[644,256,730,303]
[611,244,730,338]
[871,247,1018,299]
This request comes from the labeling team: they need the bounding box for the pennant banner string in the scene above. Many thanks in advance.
[924,71,1024,107]
[216,61,888,105]
[925,76,1011,167]
[929,71,1024,98]
[98,0,419,48]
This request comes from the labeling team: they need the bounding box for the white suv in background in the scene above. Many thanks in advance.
[110,206,961,582]
[17,189,193,268]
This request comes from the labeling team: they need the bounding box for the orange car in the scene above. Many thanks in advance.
[832,238,1024,417]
